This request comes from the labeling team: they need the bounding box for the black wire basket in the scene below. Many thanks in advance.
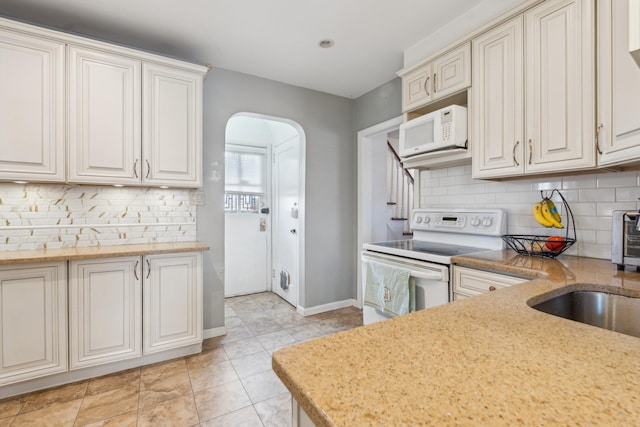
[502,189,577,258]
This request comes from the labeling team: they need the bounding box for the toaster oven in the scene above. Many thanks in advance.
[612,210,640,270]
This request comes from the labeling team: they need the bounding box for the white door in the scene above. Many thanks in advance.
[272,139,300,307]
[224,145,270,297]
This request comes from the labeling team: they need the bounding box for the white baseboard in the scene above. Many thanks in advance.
[297,298,358,316]
[203,326,227,339]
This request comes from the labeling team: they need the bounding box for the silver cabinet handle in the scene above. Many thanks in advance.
[146,259,151,279]
[513,141,520,166]
[133,159,139,179]
[145,159,151,179]
[596,124,603,155]
[425,76,430,97]
[528,139,533,165]
[433,73,437,93]
[134,260,139,280]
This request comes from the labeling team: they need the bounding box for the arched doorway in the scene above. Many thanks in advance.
[224,113,305,308]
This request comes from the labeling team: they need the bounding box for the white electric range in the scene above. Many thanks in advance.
[361,208,507,324]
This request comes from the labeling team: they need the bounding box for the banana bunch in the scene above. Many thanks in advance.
[532,198,563,228]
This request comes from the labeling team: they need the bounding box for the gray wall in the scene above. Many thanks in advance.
[354,77,402,132]
[199,68,355,329]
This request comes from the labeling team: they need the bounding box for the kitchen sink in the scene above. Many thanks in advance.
[531,290,640,339]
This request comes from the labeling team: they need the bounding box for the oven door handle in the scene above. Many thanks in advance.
[361,257,443,281]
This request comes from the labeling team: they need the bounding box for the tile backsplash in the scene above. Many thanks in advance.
[420,165,640,259]
[0,183,196,251]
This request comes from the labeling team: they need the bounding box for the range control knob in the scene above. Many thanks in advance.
[482,217,493,227]
[415,217,423,224]
[470,217,481,227]
[423,216,431,224]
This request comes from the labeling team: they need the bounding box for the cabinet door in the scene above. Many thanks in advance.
[524,0,595,173]
[432,42,471,101]
[472,17,524,178]
[0,262,67,386]
[0,30,64,182]
[402,62,432,112]
[143,252,202,354]
[143,63,202,187]
[69,257,142,369]
[453,266,528,299]
[597,0,640,166]
[67,46,142,185]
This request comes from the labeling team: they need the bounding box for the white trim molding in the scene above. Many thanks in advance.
[296,299,358,317]
[203,326,227,339]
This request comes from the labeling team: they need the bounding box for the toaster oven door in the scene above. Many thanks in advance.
[612,211,640,268]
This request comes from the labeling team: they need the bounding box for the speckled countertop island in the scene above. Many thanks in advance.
[273,251,640,426]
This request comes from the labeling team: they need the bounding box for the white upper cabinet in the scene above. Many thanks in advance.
[67,46,142,184]
[472,16,524,178]
[0,17,206,187]
[524,0,595,174]
[597,0,640,166]
[143,64,203,187]
[630,0,640,66]
[432,42,471,100]
[400,43,471,113]
[472,0,595,179]
[0,29,65,182]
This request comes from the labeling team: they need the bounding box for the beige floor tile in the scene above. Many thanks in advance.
[241,371,288,404]
[218,325,254,344]
[201,405,264,427]
[229,351,272,379]
[137,396,199,427]
[286,324,325,341]
[75,385,138,426]
[222,337,264,359]
[139,371,192,409]
[186,347,228,370]
[188,360,239,392]
[0,394,28,419]
[78,410,138,427]
[140,358,187,380]
[21,381,88,414]
[245,319,284,336]
[194,379,251,422]
[255,330,296,351]
[12,398,82,427]
[86,369,140,396]
[254,392,291,427]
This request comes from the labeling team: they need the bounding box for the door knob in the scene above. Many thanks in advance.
[290,229,297,235]
[260,219,266,232]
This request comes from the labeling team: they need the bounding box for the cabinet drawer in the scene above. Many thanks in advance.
[453,266,528,297]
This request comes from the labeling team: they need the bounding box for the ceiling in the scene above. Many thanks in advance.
[0,0,485,98]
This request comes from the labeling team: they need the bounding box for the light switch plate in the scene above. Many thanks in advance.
[190,191,205,206]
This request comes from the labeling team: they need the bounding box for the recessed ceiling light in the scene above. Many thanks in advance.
[319,39,334,49]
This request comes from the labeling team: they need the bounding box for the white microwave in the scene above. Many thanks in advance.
[399,105,468,158]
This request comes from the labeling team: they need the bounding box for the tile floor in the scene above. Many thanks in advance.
[0,292,362,426]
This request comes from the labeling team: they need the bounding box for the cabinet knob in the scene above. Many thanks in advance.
[489,286,496,292]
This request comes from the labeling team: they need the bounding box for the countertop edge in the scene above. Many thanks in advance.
[0,241,210,264]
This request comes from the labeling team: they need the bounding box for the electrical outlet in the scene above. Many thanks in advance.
[190,191,205,206]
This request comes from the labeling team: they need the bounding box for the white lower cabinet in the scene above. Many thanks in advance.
[143,252,203,354]
[453,266,529,300]
[69,257,142,369]
[0,262,67,386]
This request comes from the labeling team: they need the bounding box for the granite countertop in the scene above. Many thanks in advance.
[0,241,209,264]
[273,250,640,426]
